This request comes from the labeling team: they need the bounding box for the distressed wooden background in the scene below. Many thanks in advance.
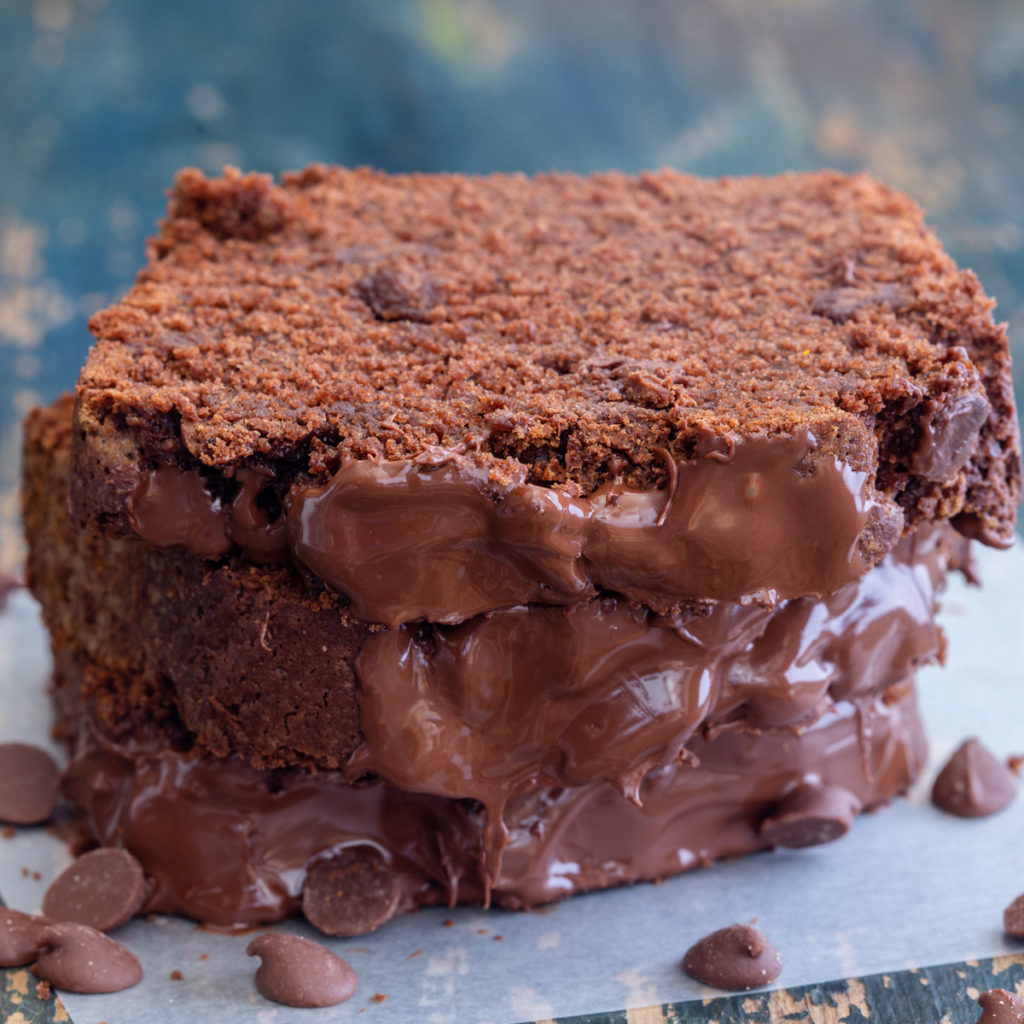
[3,947,1024,1022]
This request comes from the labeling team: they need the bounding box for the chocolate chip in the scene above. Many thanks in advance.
[931,738,1017,818]
[32,922,142,994]
[0,743,60,825]
[1004,893,1024,939]
[974,989,1024,1024]
[358,265,439,322]
[247,933,357,1008]
[759,783,862,849]
[42,847,147,932]
[620,368,674,409]
[682,924,782,991]
[909,393,990,482]
[0,908,51,967]
[302,846,399,937]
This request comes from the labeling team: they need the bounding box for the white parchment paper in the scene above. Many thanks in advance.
[2,543,1023,1024]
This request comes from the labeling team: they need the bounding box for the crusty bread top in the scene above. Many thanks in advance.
[75,165,1019,542]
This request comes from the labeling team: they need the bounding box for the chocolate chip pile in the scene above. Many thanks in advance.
[0,739,357,1007]
[4,722,1023,1011]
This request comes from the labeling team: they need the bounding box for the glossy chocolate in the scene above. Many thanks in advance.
[290,430,890,624]
[64,684,925,928]
[126,430,893,626]
[346,528,947,871]
[128,465,230,558]
[910,392,990,483]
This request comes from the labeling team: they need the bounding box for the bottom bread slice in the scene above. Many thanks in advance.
[61,662,924,930]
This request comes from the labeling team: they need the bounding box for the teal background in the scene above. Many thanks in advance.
[2,0,1023,563]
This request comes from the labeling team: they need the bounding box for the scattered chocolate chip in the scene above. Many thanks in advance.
[0,743,60,825]
[32,922,142,994]
[931,738,1017,818]
[974,989,1024,1024]
[0,908,51,967]
[1004,893,1024,939]
[170,969,184,981]
[759,783,862,849]
[302,846,399,937]
[42,848,147,932]
[247,933,357,1008]
[682,924,782,991]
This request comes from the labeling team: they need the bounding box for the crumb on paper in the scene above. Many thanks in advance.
[170,970,184,981]
[407,949,423,960]
[372,992,387,1003]
[442,918,454,927]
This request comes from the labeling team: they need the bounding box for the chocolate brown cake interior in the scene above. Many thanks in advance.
[23,166,1020,934]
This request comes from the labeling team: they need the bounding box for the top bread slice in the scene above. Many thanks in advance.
[70,166,1020,579]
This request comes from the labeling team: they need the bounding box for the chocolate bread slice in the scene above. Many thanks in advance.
[19,165,1021,936]
[69,167,1020,623]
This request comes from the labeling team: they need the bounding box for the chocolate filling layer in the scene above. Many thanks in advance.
[345,525,947,874]
[64,683,925,928]
[128,429,898,626]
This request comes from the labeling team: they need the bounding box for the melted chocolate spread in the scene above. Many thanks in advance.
[105,426,960,929]
[127,430,890,626]
[64,684,926,927]
[346,528,947,874]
